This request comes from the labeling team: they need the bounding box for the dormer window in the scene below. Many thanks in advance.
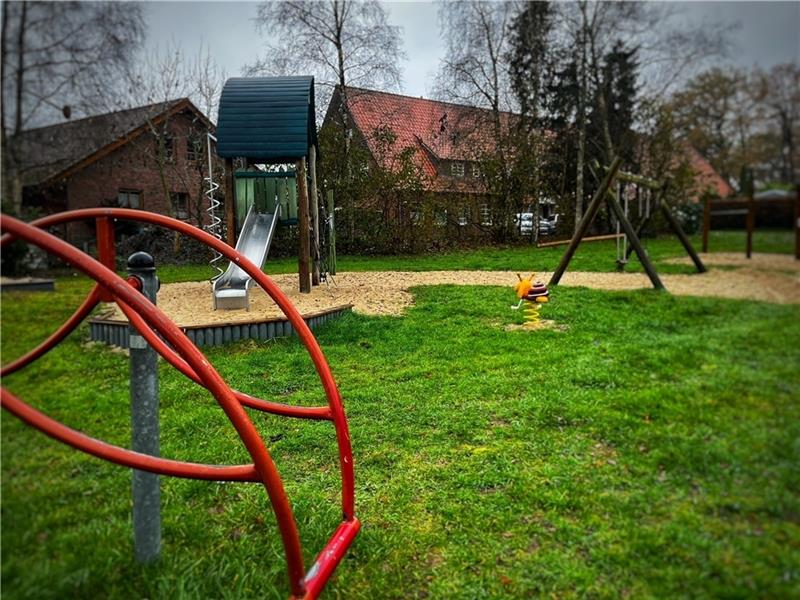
[472,163,481,178]
[451,162,464,177]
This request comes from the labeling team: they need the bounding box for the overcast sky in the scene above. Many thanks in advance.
[145,0,799,100]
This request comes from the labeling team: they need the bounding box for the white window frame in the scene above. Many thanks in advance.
[471,163,481,178]
[451,162,464,177]
[171,192,189,220]
[118,189,141,209]
[480,203,492,226]
[458,205,469,226]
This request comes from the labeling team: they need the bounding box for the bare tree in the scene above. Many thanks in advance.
[247,0,405,240]
[753,63,800,183]
[436,1,542,241]
[1,0,144,212]
[246,0,405,123]
[122,43,224,233]
[551,1,732,230]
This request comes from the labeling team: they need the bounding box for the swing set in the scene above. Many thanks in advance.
[549,156,706,290]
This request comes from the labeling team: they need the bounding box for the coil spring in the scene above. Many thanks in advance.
[205,133,223,280]
[522,301,541,327]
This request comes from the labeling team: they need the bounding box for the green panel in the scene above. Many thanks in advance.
[288,178,298,220]
[265,178,277,214]
[234,172,298,226]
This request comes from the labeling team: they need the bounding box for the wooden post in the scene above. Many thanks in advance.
[606,189,665,290]
[549,156,623,286]
[224,158,236,247]
[309,145,321,286]
[746,189,755,259]
[327,189,337,275]
[296,157,311,293]
[794,184,799,260]
[702,195,711,253]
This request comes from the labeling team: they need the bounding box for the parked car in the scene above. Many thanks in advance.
[539,213,559,236]
[516,212,559,236]
[516,212,534,235]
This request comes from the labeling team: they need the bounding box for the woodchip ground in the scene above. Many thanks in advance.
[97,252,800,327]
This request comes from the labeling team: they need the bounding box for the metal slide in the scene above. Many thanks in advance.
[213,203,280,310]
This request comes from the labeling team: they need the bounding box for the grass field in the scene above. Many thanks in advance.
[2,231,799,598]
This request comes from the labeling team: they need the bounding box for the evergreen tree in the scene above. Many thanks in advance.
[507,1,554,123]
[588,40,639,164]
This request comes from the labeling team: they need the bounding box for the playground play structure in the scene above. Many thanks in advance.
[212,76,326,305]
[0,76,358,599]
[549,156,707,291]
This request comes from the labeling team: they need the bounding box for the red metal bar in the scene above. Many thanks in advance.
[9,208,356,520]
[96,217,117,302]
[1,285,102,376]
[1,214,309,598]
[117,301,333,421]
[2,389,260,482]
[301,518,361,600]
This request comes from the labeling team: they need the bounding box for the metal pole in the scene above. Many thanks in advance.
[127,251,161,563]
[327,190,337,275]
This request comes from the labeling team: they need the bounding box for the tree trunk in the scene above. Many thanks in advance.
[575,30,588,233]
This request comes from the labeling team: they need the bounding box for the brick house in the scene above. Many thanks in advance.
[12,98,216,243]
[323,86,511,232]
[323,86,731,231]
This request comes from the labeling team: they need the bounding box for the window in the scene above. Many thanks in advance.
[171,192,189,220]
[157,133,175,162]
[480,203,492,226]
[117,190,141,209]
[471,163,481,178]
[434,209,447,226]
[451,162,464,177]
[187,138,202,163]
[458,205,470,226]
[410,207,422,225]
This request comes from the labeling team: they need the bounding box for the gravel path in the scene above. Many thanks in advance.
[98,256,800,327]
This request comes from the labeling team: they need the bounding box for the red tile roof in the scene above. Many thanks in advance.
[686,145,734,199]
[343,87,512,192]
[337,86,733,200]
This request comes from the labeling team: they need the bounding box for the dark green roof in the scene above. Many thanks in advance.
[216,76,317,162]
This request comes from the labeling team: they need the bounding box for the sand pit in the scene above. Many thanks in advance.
[96,256,800,327]
[664,252,800,273]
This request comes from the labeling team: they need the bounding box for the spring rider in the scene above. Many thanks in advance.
[511,273,549,327]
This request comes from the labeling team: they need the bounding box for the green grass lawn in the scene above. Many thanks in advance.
[2,232,798,598]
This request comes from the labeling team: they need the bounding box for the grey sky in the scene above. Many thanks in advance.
[145,1,799,101]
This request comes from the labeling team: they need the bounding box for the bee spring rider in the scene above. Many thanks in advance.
[511,273,550,327]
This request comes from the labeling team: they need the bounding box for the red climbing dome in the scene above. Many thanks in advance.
[0,209,359,599]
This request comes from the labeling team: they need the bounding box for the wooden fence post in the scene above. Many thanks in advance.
[310,146,321,286]
[746,190,755,259]
[296,158,311,293]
